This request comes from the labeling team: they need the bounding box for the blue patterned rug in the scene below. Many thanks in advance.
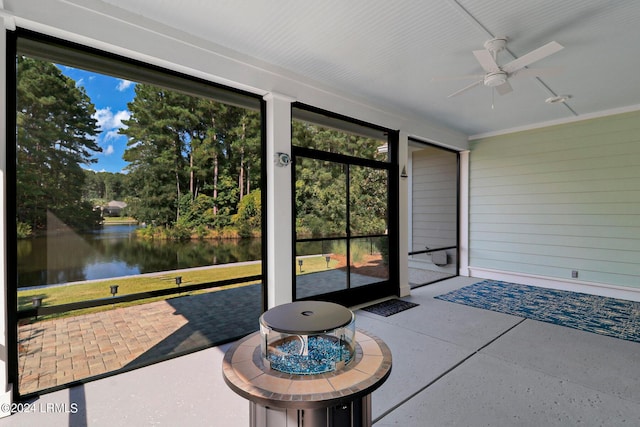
[435,280,640,343]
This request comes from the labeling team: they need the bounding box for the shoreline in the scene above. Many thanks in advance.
[17,260,263,291]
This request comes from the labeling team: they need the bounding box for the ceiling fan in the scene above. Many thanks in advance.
[439,37,564,98]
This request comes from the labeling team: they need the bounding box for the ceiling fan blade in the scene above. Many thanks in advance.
[447,79,483,98]
[431,74,485,82]
[473,49,500,73]
[495,81,513,96]
[502,41,564,73]
[510,66,564,78]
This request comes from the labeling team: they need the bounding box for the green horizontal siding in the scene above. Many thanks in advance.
[471,231,639,251]
[471,223,640,240]
[469,110,640,288]
[472,203,640,215]
[472,191,640,205]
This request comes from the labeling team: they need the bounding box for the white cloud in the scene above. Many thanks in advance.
[93,109,130,157]
[116,79,133,91]
[93,107,131,131]
[93,108,113,130]
[113,110,131,127]
[105,130,122,141]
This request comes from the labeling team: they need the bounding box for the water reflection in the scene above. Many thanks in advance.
[17,225,262,288]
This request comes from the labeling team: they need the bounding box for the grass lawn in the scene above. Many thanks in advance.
[102,216,138,224]
[18,256,340,322]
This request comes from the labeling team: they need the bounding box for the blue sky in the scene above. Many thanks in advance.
[59,65,135,173]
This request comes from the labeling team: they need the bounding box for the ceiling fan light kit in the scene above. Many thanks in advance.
[484,71,507,87]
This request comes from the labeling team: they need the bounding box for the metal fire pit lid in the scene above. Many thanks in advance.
[260,301,353,335]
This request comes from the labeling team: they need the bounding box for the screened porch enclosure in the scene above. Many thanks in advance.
[408,140,459,288]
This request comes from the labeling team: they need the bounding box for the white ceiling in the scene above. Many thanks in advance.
[99,0,640,136]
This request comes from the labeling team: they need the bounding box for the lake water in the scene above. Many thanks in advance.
[16,224,262,288]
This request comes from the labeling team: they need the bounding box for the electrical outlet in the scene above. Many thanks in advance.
[571,270,579,278]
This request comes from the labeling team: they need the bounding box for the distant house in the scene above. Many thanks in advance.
[103,200,127,217]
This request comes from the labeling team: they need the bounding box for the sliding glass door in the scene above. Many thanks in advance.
[292,105,398,307]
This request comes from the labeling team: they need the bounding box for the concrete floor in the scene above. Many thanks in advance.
[2,276,640,426]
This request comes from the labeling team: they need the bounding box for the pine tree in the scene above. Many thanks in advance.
[16,56,101,232]
[121,84,192,225]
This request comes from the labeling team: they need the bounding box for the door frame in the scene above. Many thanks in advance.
[291,104,399,307]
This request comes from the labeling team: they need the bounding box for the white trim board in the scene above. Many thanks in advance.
[469,104,640,140]
[468,267,640,303]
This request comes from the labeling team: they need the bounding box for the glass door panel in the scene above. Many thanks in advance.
[292,105,397,306]
[349,166,388,236]
[349,236,389,289]
[295,239,348,299]
[295,158,346,239]
[294,157,349,299]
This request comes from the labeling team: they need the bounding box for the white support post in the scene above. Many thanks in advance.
[458,150,470,276]
[0,10,16,417]
[398,131,410,297]
[263,93,295,308]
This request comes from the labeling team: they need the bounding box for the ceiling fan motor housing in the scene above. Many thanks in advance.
[484,71,507,87]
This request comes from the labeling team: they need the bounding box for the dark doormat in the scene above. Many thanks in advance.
[360,299,419,317]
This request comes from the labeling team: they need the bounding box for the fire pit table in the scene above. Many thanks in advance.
[222,301,392,427]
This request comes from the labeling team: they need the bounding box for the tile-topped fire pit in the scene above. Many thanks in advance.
[222,301,392,427]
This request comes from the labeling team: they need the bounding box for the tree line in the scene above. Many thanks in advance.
[16,56,262,238]
[16,55,387,241]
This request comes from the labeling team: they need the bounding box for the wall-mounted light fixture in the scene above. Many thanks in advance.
[275,152,291,167]
[400,166,408,178]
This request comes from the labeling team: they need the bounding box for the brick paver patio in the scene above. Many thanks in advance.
[18,284,262,395]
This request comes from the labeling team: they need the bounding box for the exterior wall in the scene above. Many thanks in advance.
[397,132,410,297]
[411,146,458,250]
[469,110,640,292]
[410,145,458,274]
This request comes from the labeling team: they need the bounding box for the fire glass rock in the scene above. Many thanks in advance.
[260,301,356,375]
[267,335,353,374]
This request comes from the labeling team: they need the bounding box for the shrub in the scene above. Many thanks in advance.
[17,221,32,239]
[331,240,367,264]
[166,224,191,241]
[232,190,261,228]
